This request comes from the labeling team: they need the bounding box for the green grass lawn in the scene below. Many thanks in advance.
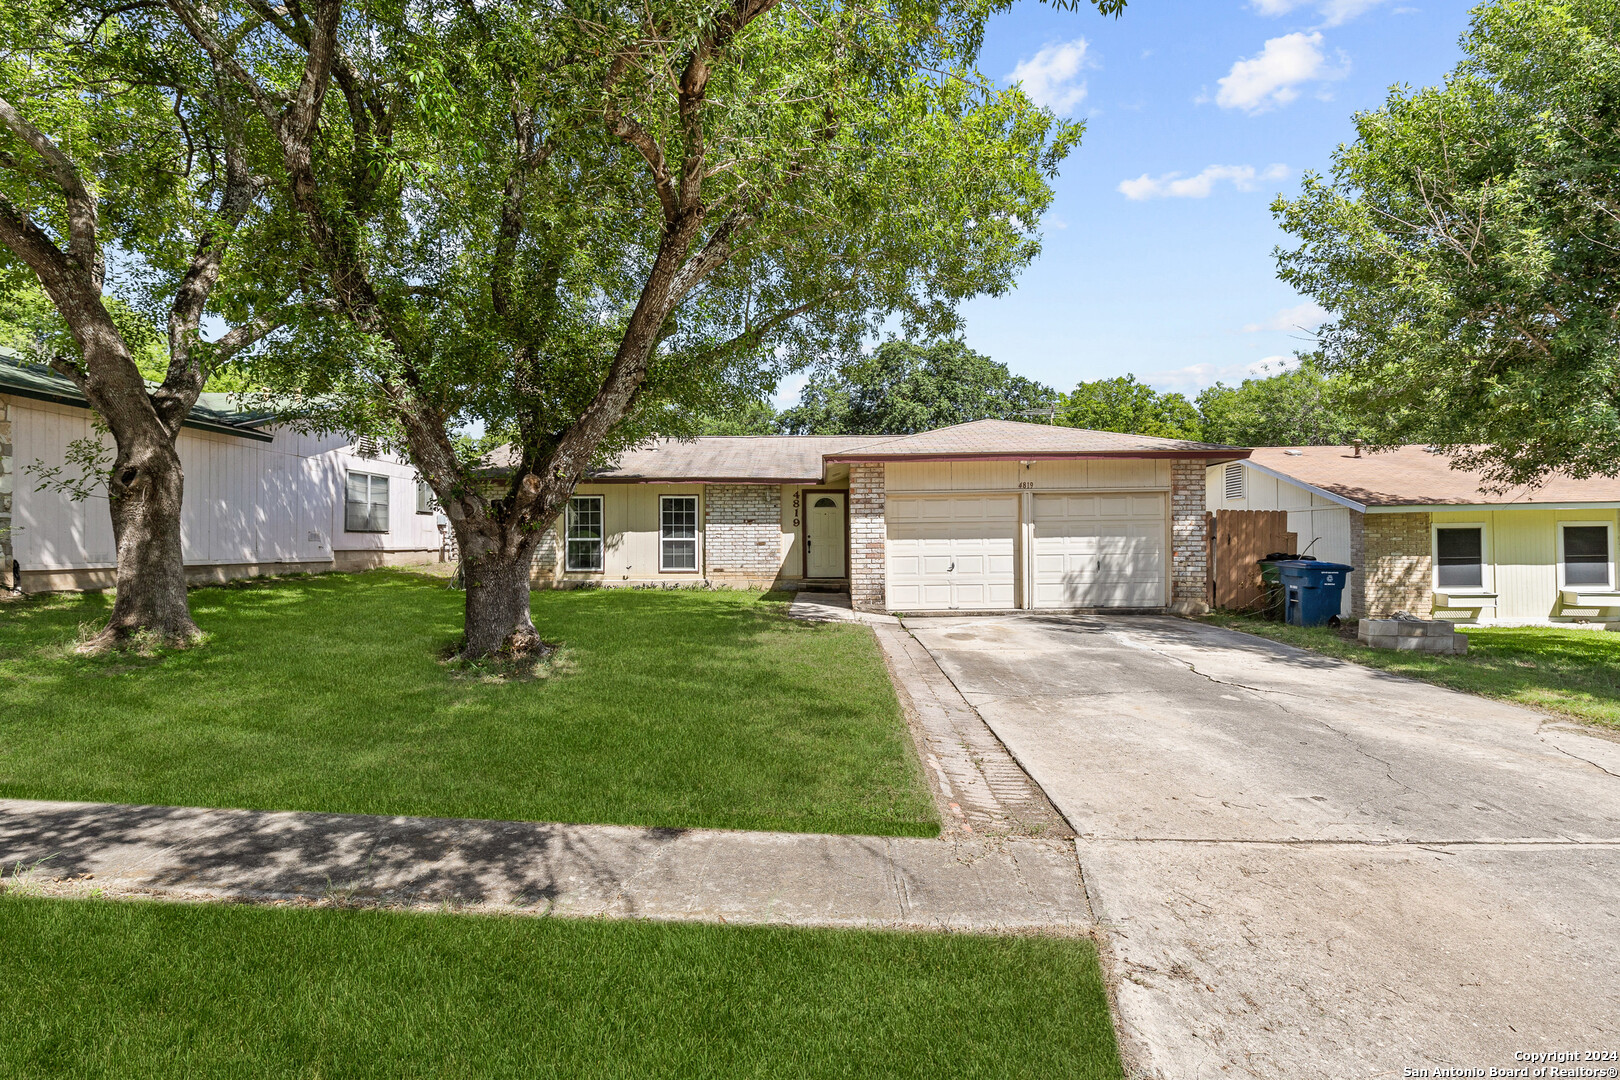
[0,894,1123,1079]
[0,571,937,836]
[1203,613,1620,728]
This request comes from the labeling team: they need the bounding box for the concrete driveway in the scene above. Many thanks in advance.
[906,614,1620,1080]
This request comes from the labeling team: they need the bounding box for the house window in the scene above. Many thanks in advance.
[344,472,389,533]
[566,496,604,572]
[660,496,698,572]
[416,480,436,514]
[1224,463,1244,502]
[1562,524,1612,589]
[1435,526,1483,590]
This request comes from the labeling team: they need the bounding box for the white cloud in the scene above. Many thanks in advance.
[1143,355,1301,393]
[1008,39,1090,115]
[1248,0,1389,26]
[1117,163,1289,201]
[772,371,809,410]
[1242,300,1329,333]
[1216,32,1344,113]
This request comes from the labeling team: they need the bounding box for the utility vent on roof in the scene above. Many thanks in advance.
[1224,462,1245,502]
[354,435,378,458]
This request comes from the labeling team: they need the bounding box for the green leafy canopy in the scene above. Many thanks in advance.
[1274,0,1620,486]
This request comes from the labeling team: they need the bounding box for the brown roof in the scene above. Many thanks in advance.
[1246,445,1620,508]
[830,418,1245,460]
[589,436,873,482]
[481,421,1244,484]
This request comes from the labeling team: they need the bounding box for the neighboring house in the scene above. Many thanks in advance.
[1208,445,1620,626]
[502,419,1245,614]
[0,354,440,592]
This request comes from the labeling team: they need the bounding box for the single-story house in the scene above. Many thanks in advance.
[0,354,441,592]
[515,419,1246,614]
[1208,445,1620,626]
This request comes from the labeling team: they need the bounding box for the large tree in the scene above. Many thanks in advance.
[1057,374,1201,438]
[0,4,282,646]
[1274,0,1620,487]
[778,339,1057,435]
[168,0,1100,656]
[1196,360,1373,446]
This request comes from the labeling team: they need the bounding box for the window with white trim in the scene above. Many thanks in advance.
[660,495,698,572]
[566,496,604,572]
[1561,523,1613,589]
[1223,463,1244,502]
[1435,526,1484,590]
[416,480,436,514]
[344,472,390,533]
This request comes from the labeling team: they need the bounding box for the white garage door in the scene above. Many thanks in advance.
[887,495,1017,611]
[1033,493,1167,608]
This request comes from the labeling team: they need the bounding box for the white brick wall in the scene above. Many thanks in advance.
[705,484,782,585]
[849,463,885,611]
[1171,460,1209,615]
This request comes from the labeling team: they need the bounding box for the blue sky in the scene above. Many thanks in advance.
[775,0,1477,406]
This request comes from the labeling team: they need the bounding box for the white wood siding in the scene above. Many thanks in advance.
[9,396,439,572]
[1206,461,1355,616]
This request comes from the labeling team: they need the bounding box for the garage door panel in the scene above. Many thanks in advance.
[887,494,1017,611]
[1034,493,1166,609]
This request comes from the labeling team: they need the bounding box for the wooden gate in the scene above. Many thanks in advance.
[1210,510,1297,612]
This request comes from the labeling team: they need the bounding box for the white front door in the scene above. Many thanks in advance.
[1033,493,1167,608]
[886,495,1018,610]
[805,492,846,578]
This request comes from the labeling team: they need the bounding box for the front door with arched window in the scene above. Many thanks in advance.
[805,492,846,579]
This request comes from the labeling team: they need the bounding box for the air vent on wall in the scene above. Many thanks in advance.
[353,436,378,458]
[1224,462,1245,502]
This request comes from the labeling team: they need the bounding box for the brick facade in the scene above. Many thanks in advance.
[530,519,560,579]
[1356,511,1433,618]
[849,463,886,612]
[1170,460,1209,615]
[0,396,11,586]
[704,484,782,587]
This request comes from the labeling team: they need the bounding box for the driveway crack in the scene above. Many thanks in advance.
[1540,737,1620,779]
[1110,630,1421,798]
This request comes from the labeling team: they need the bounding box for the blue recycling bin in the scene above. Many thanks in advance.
[1275,560,1355,627]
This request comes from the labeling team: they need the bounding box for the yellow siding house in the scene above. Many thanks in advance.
[1209,446,1620,626]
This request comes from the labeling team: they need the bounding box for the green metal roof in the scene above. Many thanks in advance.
[0,350,277,442]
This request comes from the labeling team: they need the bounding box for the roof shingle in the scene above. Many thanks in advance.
[829,418,1244,458]
[587,436,876,482]
[1246,445,1620,507]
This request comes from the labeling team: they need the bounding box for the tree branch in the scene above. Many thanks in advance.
[161,1,290,128]
[0,94,102,288]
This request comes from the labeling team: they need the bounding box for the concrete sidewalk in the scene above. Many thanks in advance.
[0,798,1089,932]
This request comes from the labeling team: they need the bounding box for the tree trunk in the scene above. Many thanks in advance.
[458,532,544,659]
[84,436,199,650]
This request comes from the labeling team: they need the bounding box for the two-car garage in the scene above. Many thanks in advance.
[885,490,1168,612]
[822,418,1242,616]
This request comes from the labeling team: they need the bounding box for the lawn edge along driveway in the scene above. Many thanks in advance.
[0,572,939,837]
[1200,612,1620,730]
